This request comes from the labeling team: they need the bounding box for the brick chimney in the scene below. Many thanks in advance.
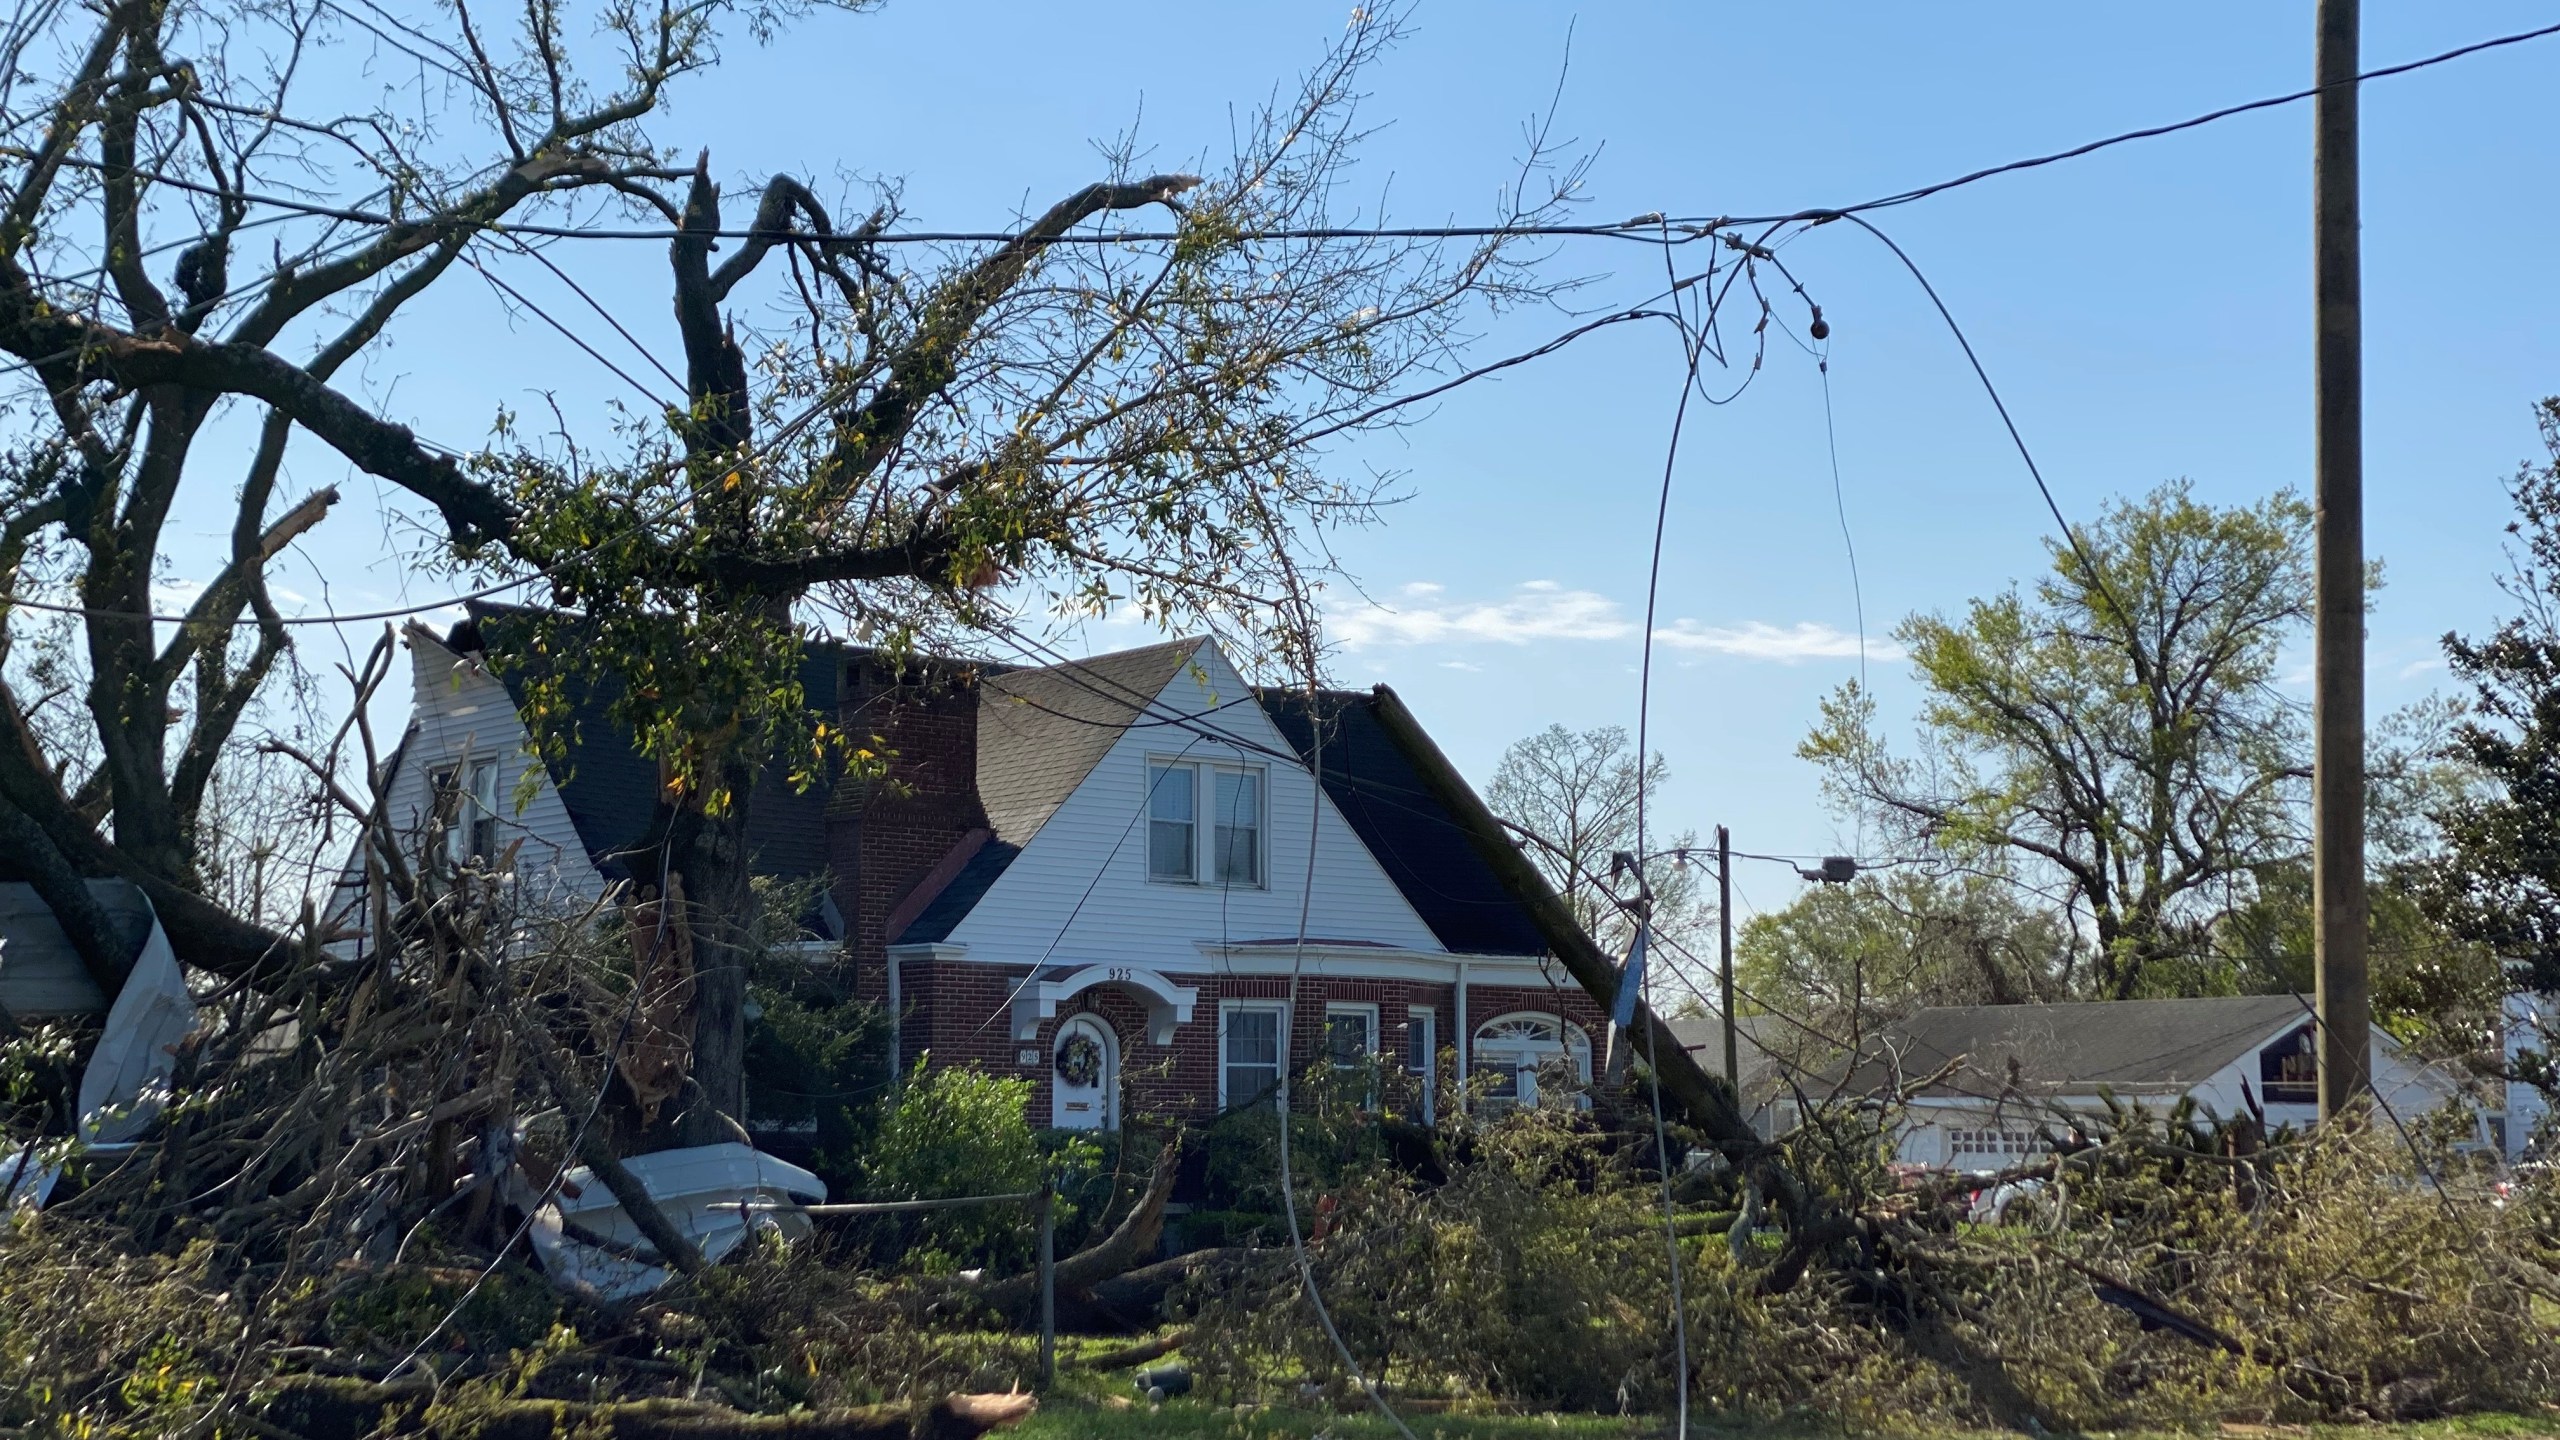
[830,655,988,992]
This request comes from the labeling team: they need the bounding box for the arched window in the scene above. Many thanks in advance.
[1472,1012,1592,1109]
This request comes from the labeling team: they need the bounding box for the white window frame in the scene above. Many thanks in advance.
[1325,1002,1379,1107]
[1324,1002,1378,1066]
[1145,761,1197,882]
[1144,757,1267,889]
[1946,1127,2037,1167]
[1218,999,1290,1110]
[432,757,500,866]
[1405,1006,1437,1124]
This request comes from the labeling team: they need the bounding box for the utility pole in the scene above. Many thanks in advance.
[1717,825,1736,1093]
[2313,0,2373,1120]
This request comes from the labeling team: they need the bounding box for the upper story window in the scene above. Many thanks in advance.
[2259,1023,2317,1105]
[1146,759,1264,887]
[1147,763,1195,880]
[431,758,500,867]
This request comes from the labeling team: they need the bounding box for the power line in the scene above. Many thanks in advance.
[1,574,537,627]
[18,16,2558,254]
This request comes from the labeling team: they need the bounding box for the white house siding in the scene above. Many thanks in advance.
[1892,1027,2468,1172]
[336,628,608,925]
[938,642,1445,974]
[2184,1024,2457,1133]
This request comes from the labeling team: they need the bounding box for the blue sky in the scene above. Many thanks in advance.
[183,2,2560,924]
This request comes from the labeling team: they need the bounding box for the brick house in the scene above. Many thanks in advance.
[341,608,1601,1131]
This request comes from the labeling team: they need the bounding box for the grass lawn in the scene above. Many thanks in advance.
[1008,1398,2560,1440]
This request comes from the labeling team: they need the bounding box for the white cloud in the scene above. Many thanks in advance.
[1329,580,1633,649]
[1650,619,1902,665]
[2397,656,2446,681]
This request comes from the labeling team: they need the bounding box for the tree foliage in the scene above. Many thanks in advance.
[1803,481,2315,999]
[2426,399,2560,1000]
[1487,722,1704,963]
[1733,870,2074,1040]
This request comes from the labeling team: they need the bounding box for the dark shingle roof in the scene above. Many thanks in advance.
[1834,995,2309,1098]
[894,840,1021,945]
[1667,1012,1802,1104]
[460,605,840,884]
[1256,688,1547,958]
[974,639,1204,843]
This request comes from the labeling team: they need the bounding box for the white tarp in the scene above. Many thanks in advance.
[4,902,198,1212]
[518,1142,826,1301]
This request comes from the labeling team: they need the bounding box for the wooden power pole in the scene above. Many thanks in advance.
[2314,0,2373,1119]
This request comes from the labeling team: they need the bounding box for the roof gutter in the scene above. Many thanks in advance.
[1364,684,1758,1151]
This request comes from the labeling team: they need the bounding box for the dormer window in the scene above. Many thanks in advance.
[431,758,500,866]
[1146,760,1264,887]
[2259,1022,2317,1105]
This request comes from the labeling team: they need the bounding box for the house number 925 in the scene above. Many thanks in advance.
[1106,967,1134,982]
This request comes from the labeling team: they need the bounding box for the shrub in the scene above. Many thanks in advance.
[862,1057,1097,1272]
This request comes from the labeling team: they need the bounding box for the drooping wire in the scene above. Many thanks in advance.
[1631,225,1705,1437]
[1831,212,2133,633]
[30,14,2560,249]
[1817,352,1867,698]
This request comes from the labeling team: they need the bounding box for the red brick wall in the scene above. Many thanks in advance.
[894,960,1606,1125]
[830,658,989,1029]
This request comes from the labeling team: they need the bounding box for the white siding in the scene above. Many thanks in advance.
[332,628,607,928]
[941,642,1444,971]
[2186,1025,2457,1133]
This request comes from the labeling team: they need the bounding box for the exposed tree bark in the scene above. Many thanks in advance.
[259,1377,1036,1440]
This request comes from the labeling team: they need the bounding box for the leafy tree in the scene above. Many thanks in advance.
[2425,399,2560,1002]
[0,0,1573,1140]
[1487,723,1704,963]
[1733,871,2075,1042]
[1802,481,2314,999]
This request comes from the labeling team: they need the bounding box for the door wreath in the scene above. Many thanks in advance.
[1056,1032,1104,1088]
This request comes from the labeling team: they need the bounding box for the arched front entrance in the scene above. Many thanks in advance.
[1050,1014,1120,1130]
[1473,1012,1592,1110]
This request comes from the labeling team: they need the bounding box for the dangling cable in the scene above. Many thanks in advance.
[1633,231,1707,1434]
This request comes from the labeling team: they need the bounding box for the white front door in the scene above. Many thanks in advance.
[1051,1015,1118,1130]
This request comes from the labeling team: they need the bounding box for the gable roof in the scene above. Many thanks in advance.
[1834,994,2312,1099]
[434,611,1549,960]
[1255,688,1547,958]
[455,605,840,885]
[974,638,1205,844]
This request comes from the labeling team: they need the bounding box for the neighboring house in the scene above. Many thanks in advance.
[1804,995,2477,1171]
[333,609,1600,1132]
[1667,1013,1800,1137]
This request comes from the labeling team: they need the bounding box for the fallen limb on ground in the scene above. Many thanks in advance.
[259,1377,1036,1440]
[965,1141,1179,1323]
[1074,1328,1189,1370]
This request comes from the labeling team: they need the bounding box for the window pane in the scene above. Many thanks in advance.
[1226,1007,1278,1065]
[1405,1014,1432,1074]
[1213,771,1260,884]
[1147,765,1194,879]
[1226,1063,1280,1107]
[1224,1007,1283,1108]
[1326,1011,1371,1066]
